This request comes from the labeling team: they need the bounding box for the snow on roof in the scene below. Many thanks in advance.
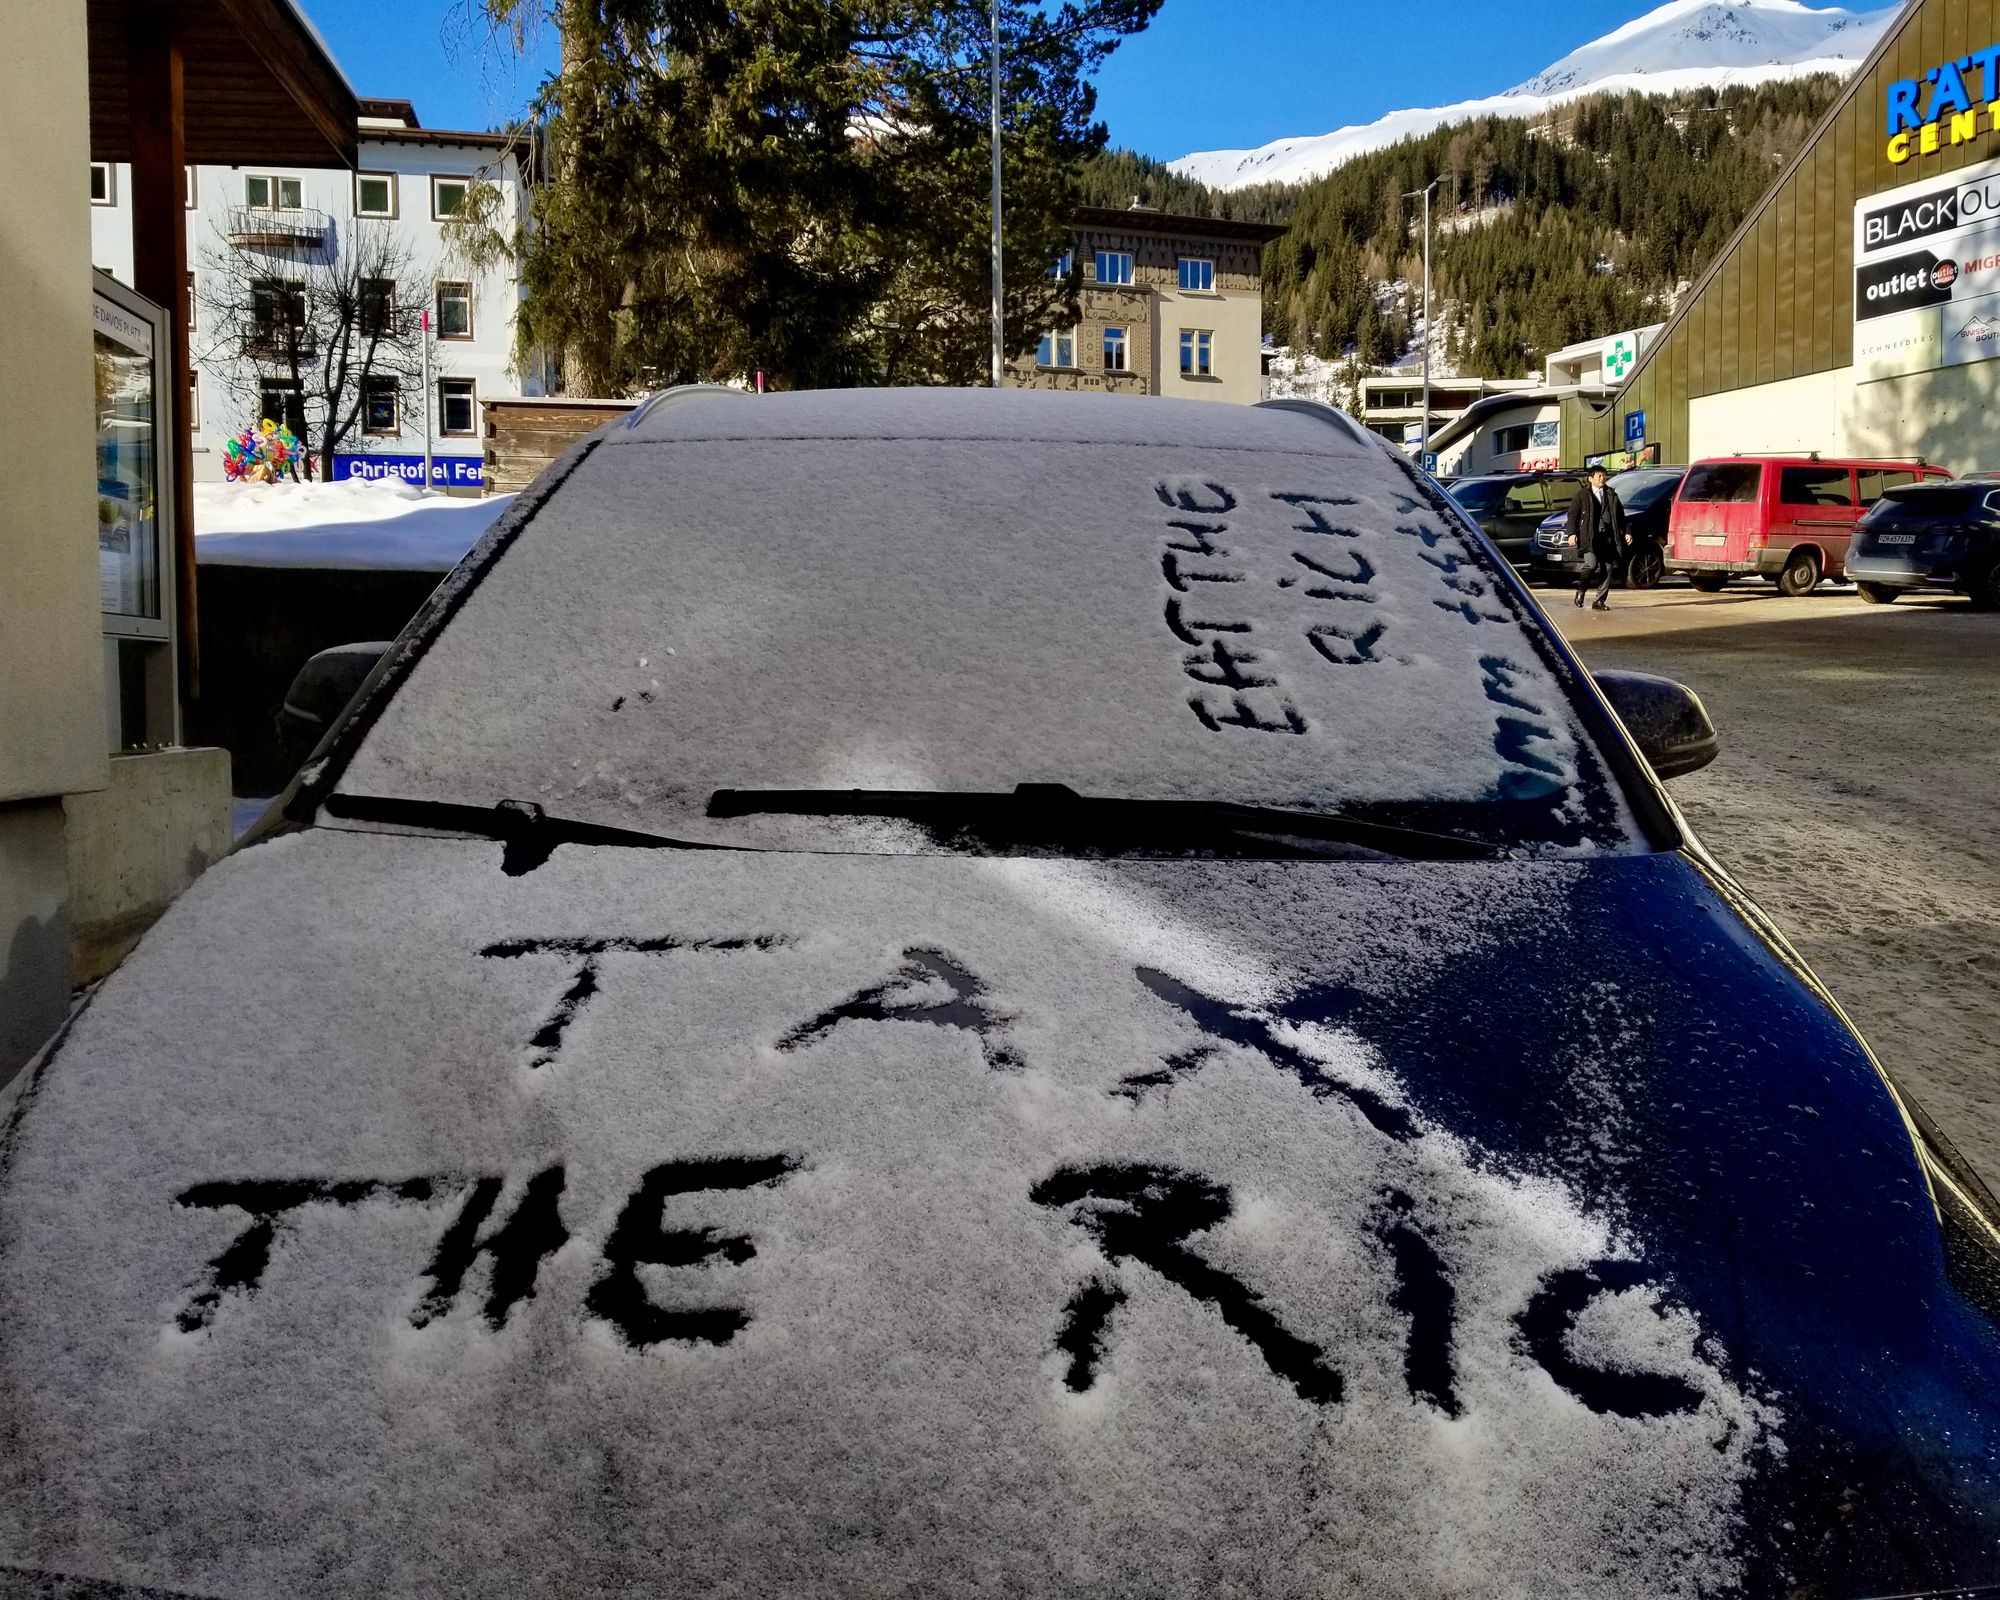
[0,827,1776,1593]
[338,389,1638,853]
[194,478,512,571]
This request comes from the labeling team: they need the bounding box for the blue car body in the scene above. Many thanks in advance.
[1848,481,2000,606]
[2,390,1997,1598]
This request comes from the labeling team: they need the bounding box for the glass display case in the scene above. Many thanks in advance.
[91,272,177,747]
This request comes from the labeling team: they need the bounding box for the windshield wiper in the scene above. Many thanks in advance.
[706,783,1505,861]
[320,793,737,875]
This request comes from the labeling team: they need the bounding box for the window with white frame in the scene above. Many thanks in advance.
[258,379,305,438]
[354,172,397,218]
[1103,325,1129,372]
[438,378,477,436]
[1179,328,1213,376]
[363,376,400,436]
[359,277,396,339]
[249,279,307,353]
[1036,328,1076,368]
[1094,250,1133,286]
[185,272,196,333]
[245,174,304,209]
[90,163,113,205]
[1049,250,1072,280]
[1178,257,1215,292]
[187,372,201,431]
[431,175,470,219]
[435,281,473,339]
[185,166,197,208]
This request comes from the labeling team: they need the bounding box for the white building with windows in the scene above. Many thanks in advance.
[88,98,541,488]
[1008,208,1286,404]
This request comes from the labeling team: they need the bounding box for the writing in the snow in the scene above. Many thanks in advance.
[165,940,1701,1423]
[1153,480,1307,736]
[1147,477,1570,801]
[176,1158,796,1348]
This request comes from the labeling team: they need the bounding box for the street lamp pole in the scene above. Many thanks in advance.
[990,0,1004,388]
[1403,178,1437,462]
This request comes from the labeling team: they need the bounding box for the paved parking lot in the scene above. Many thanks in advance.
[1552,582,2000,1193]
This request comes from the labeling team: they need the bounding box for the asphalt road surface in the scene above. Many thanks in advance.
[1553,581,2000,1195]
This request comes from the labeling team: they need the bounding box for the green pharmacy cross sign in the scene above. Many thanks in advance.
[1602,334,1636,383]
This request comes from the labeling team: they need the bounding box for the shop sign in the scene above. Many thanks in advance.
[1853,150,2000,380]
[1601,332,1638,382]
[1886,43,2000,164]
[333,453,485,487]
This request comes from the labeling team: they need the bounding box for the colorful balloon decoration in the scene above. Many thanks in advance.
[222,417,312,483]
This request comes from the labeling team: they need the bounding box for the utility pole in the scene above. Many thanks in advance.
[989,0,1004,388]
[420,308,434,491]
[1403,178,1437,462]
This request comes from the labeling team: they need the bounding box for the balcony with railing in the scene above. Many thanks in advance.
[226,205,330,251]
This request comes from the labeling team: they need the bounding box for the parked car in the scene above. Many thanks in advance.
[1529,466,1687,590]
[1443,470,1586,566]
[1664,455,1951,595]
[1848,479,2000,607]
[4,389,1999,1599]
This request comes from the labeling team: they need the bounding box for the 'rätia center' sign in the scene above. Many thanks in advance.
[1886,43,2000,164]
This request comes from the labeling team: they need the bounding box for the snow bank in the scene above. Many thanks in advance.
[194,477,513,570]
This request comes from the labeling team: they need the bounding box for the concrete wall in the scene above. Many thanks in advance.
[1,1,108,806]
[64,748,232,982]
[1688,369,1845,460]
[0,804,74,1083]
[1,2,108,1080]
[1841,359,2000,475]
[1687,362,1994,473]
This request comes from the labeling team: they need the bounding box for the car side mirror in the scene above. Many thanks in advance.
[276,642,392,742]
[1592,669,1719,780]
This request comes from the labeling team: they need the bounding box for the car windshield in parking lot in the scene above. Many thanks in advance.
[1606,470,1682,512]
[1864,484,1996,524]
[1679,462,1762,502]
[1444,476,1513,511]
[333,392,1641,856]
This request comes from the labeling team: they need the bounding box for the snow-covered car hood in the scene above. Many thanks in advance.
[2,828,1997,1598]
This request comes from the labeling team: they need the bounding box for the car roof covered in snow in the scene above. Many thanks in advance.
[326,388,1643,854]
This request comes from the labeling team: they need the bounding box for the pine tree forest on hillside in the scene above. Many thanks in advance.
[1081,77,1842,380]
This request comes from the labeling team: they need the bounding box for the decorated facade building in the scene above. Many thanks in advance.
[1007,207,1285,406]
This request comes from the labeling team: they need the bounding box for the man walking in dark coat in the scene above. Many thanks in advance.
[1567,465,1630,610]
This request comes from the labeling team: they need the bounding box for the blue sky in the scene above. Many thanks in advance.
[303,1,1663,161]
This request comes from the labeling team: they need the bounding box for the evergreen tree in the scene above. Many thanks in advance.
[476,0,1160,391]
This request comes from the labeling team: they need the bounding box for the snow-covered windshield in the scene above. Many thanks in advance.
[337,391,1640,854]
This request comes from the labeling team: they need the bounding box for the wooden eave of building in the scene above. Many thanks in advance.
[87,0,358,169]
[364,125,524,154]
[1072,206,1288,246]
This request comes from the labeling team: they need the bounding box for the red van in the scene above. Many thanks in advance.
[1664,456,1951,595]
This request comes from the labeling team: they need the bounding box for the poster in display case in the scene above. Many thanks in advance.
[92,278,170,637]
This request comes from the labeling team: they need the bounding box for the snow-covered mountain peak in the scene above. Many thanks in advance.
[1169,0,1898,192]
[1512,0,1887,97]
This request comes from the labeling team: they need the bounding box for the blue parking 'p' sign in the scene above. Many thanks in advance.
[1624,410,1646,446]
